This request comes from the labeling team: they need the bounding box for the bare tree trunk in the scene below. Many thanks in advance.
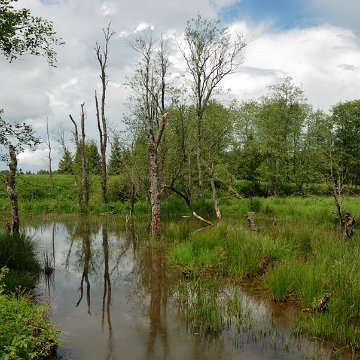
[6,145,19,233]
[196,121,204,202]
[129,182,135,216]
[143,110,168,236]
[95,24,114,205]
[211,162,221,221]
[45,117,59,204]
[69,102,89,207]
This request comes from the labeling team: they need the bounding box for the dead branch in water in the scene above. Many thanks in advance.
[192,212,213,226]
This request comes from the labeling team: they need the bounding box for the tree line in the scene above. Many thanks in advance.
[1,1,359,235]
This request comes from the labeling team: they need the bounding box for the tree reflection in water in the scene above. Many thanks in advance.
[76,221,92,315]
[22,216,337,360]
[146,246,169,358]
[102,223,114,360]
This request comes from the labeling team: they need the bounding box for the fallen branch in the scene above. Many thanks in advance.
[192,212,213,226]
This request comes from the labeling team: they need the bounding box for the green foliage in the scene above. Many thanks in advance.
[0,268,61,359]
[0,231,41,290]
[58,149,74,174]
[107,136,126,176]
[0,110,41,162]
[0,0,64,66]
[332,99,360,188]
[73,140,102,176]
[107,174,132,202]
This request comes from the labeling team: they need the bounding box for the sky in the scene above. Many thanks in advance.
[1,0,360,172]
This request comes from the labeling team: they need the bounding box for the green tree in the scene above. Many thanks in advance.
[179,14,247,201]
[0,0,64,66]
[230,100,263,194]
[74,140,102,176]
[255,77,308,195]
[332,99,360,189]
[58,148,74,174]
[108,136,124,176]
[0,109,40,232]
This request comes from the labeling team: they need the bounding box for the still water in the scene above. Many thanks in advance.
[22,215,342,360]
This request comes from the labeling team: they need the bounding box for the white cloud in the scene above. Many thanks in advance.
[99,2,117,17]
[223,22,360,110]
[1,0,360,172]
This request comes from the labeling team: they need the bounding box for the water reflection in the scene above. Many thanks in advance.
[20,216,350,360]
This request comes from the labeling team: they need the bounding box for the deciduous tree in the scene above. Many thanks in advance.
[179,14,247,201]
[126,31,170,235]
[0,0,64,66]
[0,110,40,232]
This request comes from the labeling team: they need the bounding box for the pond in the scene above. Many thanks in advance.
[21,215,348,360]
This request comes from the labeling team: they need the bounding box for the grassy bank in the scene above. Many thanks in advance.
[0,173,334,215]
[168,196,360,354]
[0,232,61,359]
[0,267,61,360]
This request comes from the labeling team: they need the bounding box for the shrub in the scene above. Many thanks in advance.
[0,267,61,359]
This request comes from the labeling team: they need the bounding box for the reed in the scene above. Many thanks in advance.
[0,231,41,290]
[169,195,360,353]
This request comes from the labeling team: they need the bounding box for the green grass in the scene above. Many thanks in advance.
[0,231,41,290]
[175,276,245,336]
[167,196,360,353]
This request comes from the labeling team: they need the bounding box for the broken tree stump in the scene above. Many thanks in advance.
[314,293,331,313]
[246,212,258,231]
[343,212,355,240]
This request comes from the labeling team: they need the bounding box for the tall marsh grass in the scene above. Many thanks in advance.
[169,195,360,353]
[0,231,41,290]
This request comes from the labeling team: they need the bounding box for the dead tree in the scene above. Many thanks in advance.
[95,23,115,205]
[69,103,89,207]
[246,212,258,231]
[6,145,19,232]
[211,162,221,221]
[143,110,168,235]
[44,117,59,204]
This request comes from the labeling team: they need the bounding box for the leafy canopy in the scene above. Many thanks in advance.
[0,109,41,162]
[0,0,64,66]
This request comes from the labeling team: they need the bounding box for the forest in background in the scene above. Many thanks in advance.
[2,15,360,234]
[40,77,360,202]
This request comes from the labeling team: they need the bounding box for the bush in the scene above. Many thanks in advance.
[0,267,61,359]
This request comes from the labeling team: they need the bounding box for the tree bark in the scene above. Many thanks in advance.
[45,117,59,204]
[211,162,221,221]
[94,24,114,205]
[246,212,258,231]
[314,293,331,313]
[144,110,168,236]
[69,102,89,207]
[6,145,19,232]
